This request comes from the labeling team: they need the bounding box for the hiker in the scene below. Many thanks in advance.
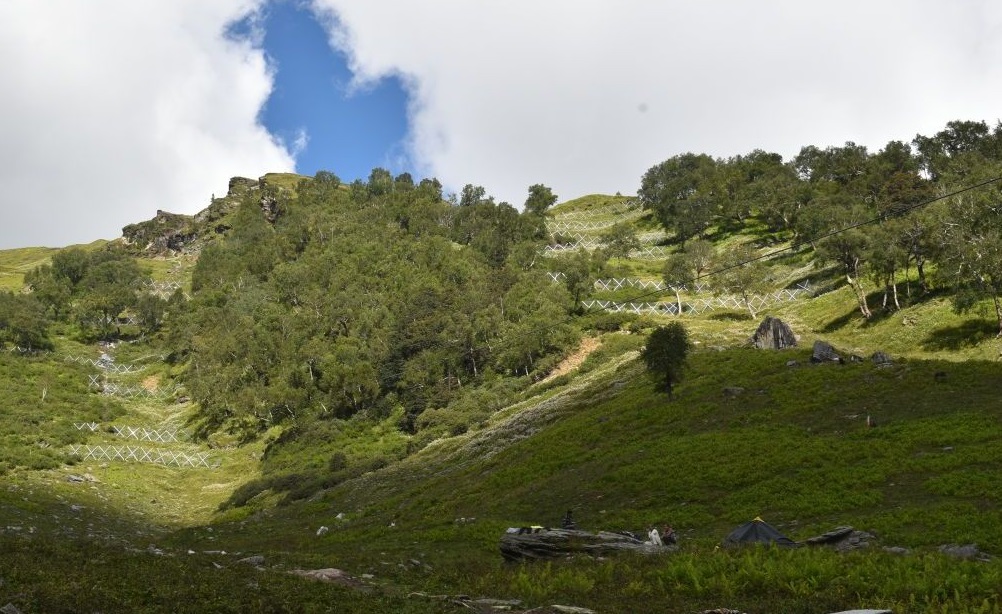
[561,510,577,530]
[662,525,677,545]
[647,526,663,546]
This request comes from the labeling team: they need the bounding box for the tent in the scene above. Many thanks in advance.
[722,517,797,548]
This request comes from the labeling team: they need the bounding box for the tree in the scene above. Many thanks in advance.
[523,184,557,240]
[524,184,557,216]
[75,257,144,338]
[638,153,718,243]
[641,323,691,398]
[936,169,1002,335]
[662,253,695,316]
[23,264,72,319]
[600,222,640,259]
[0,292,52,351]
[716,244,770,318]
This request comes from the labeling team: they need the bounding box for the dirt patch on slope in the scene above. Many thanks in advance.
[540,337,601,383]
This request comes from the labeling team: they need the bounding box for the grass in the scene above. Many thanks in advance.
[6,196,1002,611]
[0,246,58,291]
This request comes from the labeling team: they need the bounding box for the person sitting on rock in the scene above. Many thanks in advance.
[662,524,677,545]
[561,510,577,530]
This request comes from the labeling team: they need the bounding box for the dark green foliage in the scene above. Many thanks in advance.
[641,322,690,397]
[638,152,718,243]
[0,291,52,351]
[26,246,153,340]
[175,170,578,437]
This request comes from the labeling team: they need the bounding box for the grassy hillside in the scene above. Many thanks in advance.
[4,192,1002,612]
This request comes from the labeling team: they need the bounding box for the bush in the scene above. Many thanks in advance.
[580,311,639,332]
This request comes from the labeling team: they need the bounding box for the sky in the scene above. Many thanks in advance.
[1,1,1001,248]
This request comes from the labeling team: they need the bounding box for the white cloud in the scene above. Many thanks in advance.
[0,1,293,248]
[311,0,1002,206]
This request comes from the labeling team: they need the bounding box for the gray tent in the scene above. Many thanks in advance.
[723,517,797,548]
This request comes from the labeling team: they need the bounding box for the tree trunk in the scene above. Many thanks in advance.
[674,287,683,316]
[846,273,872,318]
[995,295,1002,338]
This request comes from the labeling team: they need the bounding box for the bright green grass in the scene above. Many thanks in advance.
[0,246,58,291]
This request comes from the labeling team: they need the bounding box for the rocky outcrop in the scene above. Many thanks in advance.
[803,526,874,552]
[500,528,673,561]
[749,316,798,349]
[119,176,268,256]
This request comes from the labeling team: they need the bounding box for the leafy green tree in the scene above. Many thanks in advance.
[552,250,594,310]
[75,257,144,338]
[685,239,716,278]
[815,205,874,318]
[23,264,72,319]
[641,322,690,398]
[600,222,640,259]
[716,244,770,318]
[367,167,394,196]
[935,167,1002,335]
[662,253,695,316]
[50,247,91,287]
[522,183,557,240]
[0,292,52,351]
[134,293,168,335]
[638,153,718,243]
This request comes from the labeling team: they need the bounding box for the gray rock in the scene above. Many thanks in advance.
[750,316,798,350]
[811,341,842,364]
[882,546,910,555]
[939,543,991,561]
[871,351,893,366]
[786,360,799,367]
[316,526,329,536]
[289,568,362,587]
[1,603,23,614]
[500,528,673,561]
[238,555,265,566]
[804,526,874,552]
[723,387,745,397]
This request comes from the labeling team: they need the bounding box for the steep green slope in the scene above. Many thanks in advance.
[5,164,1002,612]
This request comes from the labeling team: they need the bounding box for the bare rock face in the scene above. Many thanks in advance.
[750,316,798,349]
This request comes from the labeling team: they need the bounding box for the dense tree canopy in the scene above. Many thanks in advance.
[171,172,577,435]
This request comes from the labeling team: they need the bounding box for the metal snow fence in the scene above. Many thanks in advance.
[580,285,811,317]
[73,422,101,432]
[111,425,182,443]
[67,445,212,469]
[100,383,179,401]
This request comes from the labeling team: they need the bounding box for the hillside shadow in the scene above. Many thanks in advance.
[923,318,998,351]
[821,307,862,332]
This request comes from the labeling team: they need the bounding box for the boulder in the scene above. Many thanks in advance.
[871,351,893,367]
[289,568,364,587]
[811,341,842,364]
[804,526,874,552]
[500,529,672,561]
[939,543,992,561]
[749,316,798,350]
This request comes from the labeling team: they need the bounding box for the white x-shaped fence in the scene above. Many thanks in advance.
[67,445,211,468]
[111,425,181,443]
